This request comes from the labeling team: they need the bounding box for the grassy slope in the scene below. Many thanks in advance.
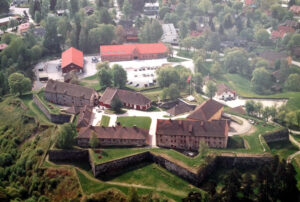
[268,140,299,160]
[116,116,152,129]
[221,73,300,110]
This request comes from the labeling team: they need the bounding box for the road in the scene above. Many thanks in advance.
[292,60,300,68]
[227,114,253,136]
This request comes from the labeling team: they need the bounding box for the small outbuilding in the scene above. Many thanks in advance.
[61,47,84,74]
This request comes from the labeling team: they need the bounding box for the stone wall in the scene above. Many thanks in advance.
[33,95,71,124]
[263,128,289,144]
[93,152,151,177]
[48,149,89,161]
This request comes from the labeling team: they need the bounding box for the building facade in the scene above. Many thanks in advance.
[61,47,84,73]
[44,80,99,107]
[100,43,168,62]
[216,83,236,100]
[99,87,151,110]
[77,125,149,147]
[156,119,229,150]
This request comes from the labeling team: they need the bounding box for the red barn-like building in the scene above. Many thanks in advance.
[61,47,84,73]
[100,43,168,62]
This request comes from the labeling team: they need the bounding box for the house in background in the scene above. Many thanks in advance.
[18,22,30,34]
[0,43,8,52]
[44,80,99,107]
[216,83,236,100]
[290,5,300,16]
[187,99,223,121]
[166,100,195,116]
[77,124,149,147]
[61,47,84,73]
[259,50,288,67]
[156,119,229,150]
[144,2,159,15]
[100,43,168,62]
[99,87,152,110]
[161,24,178,45]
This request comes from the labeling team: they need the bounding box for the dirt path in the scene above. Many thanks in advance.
[287,135,300,163]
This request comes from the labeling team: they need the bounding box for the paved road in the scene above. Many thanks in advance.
[292,60,300,68]
[228,114,252,136]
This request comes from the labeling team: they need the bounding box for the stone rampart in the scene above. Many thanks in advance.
[263,128,289,143]
[48,149,89,161]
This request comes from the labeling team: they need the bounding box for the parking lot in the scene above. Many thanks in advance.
[110,58,169,88]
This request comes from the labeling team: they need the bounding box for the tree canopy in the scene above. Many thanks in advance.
[8,73,32,96]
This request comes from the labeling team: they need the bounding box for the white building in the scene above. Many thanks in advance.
[161,24,179,45]
[144,2,159,15]
[216,83,236,100]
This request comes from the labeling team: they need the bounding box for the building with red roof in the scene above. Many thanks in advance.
[271,25,295,40]
[18,22,30,34]
[290,5,300,15]
[0,43,8,52]
[61,47,84,73]
[100,43,168,62]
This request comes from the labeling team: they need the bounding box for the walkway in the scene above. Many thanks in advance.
[287,135,300,163]
[292,60,300,68]
[227,114,252,136]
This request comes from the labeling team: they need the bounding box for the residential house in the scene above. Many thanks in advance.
[76,105,93,128]
[77,124,149,147]
[18,22,30,34]
[144,2,159,15]
[271,25,295,40]
[44,80,99,107]
[100,43,168,62]
[187,99,224,121]
[125,27,139,42]
[61,47,84,73]
[281,20,299,30]
[161,24,178,45]
[290,5,300,15]
[99,87,151,110]
[167,100,195,116]
[259,50,288,67]
[216,83,236,100]
[156,119,229,150]
[0,43,8,52]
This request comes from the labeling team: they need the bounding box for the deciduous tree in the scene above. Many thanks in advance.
[8,73,31,96]
[56,123,77,149]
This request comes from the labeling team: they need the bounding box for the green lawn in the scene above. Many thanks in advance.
[75,168,196,201]
[292,156,300,190]
[116,116,152,129]
[292,134,300,143]
[221,73,300,110]
[167,57,188,62]
[36,90,61,114]
[227,136,244,149]
[268,140,299,160]
[110,163,202,195]
[100,115,110,126]
[176,49,194,59]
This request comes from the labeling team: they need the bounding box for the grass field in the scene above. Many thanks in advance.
[221,73,300,110]
[100,115,110,126]
[167,57,188,62]
[116,116,152,129]
[268,140,299,160]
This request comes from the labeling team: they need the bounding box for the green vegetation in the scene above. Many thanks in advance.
[269,141,299,160]
[36,90,61,114]
[100,115,110,126]
[116,116,152,129]
[227,136,245,149]
[167,57,187,62]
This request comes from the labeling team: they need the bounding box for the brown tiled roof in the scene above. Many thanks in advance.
[78,125,149,140]
[167,102,195,116]
[217,83,235,96]
[100,87,151,106]
[45,80,97,100]
[259,50,287,65]
[76,105,93,128]
[187,99,223,121]
[156,119,228,138]
[229,106,246,115]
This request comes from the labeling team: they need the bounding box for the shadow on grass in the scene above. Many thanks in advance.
[98,161,152,181]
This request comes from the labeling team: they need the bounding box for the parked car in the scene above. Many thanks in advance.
[92,57,99,63]
[129,82,133,85]
[135,84,139,87]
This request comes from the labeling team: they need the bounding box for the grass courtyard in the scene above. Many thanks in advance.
[100,115,110,126]
[116,116,152,129]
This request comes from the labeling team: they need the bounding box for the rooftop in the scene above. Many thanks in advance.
[187,99,223,121]
[61,47,84,69]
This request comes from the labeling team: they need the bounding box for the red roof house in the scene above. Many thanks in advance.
[18,22,30,34]
[99,87,152,110]
[290,5,300,15]
[244,0,256,6]
[61,47,84,73]
[0,43,8,51]
[100,43,168,62]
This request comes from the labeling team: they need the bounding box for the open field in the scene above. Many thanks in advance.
[116,116,152,129]
[221,73,300,110]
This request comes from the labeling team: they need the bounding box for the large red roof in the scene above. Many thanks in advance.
[100,43,168,56]
[61,47,84,69]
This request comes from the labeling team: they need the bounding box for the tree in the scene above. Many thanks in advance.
[123,0,132,19]
[205,32,220,51]
[112,64,127,88]
[88,24,115,51]
[271,4,288,21]
[0,71,9,96]
[224,49,250,76]
[206,81,216,98]
[89,132,99,150]
[157,66,180,88]
[210,62,222,78]
[222,169,241,202]
[70,0,79,16]
[159,6,170,20]
[56,123,77,149]
[182,192,202,202]
[0,0,9,14]
[255,29,271,46]
[98,68,112,89]
[198,140,208,158]
[194,73,203,93]
[128,187,139,202]
[245,100,255,116]
[99,8,113,24]
[284,74,300,91]
[8,73,32,96]
[43,16,60,53]
[111,98,123,113]
[139,20,163,43]
[96,61,110,70]
[223,13,234,29]
[251,67,272,94]
[115,25,126,44]
[178,21,188,39]
[168,83,180,100]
